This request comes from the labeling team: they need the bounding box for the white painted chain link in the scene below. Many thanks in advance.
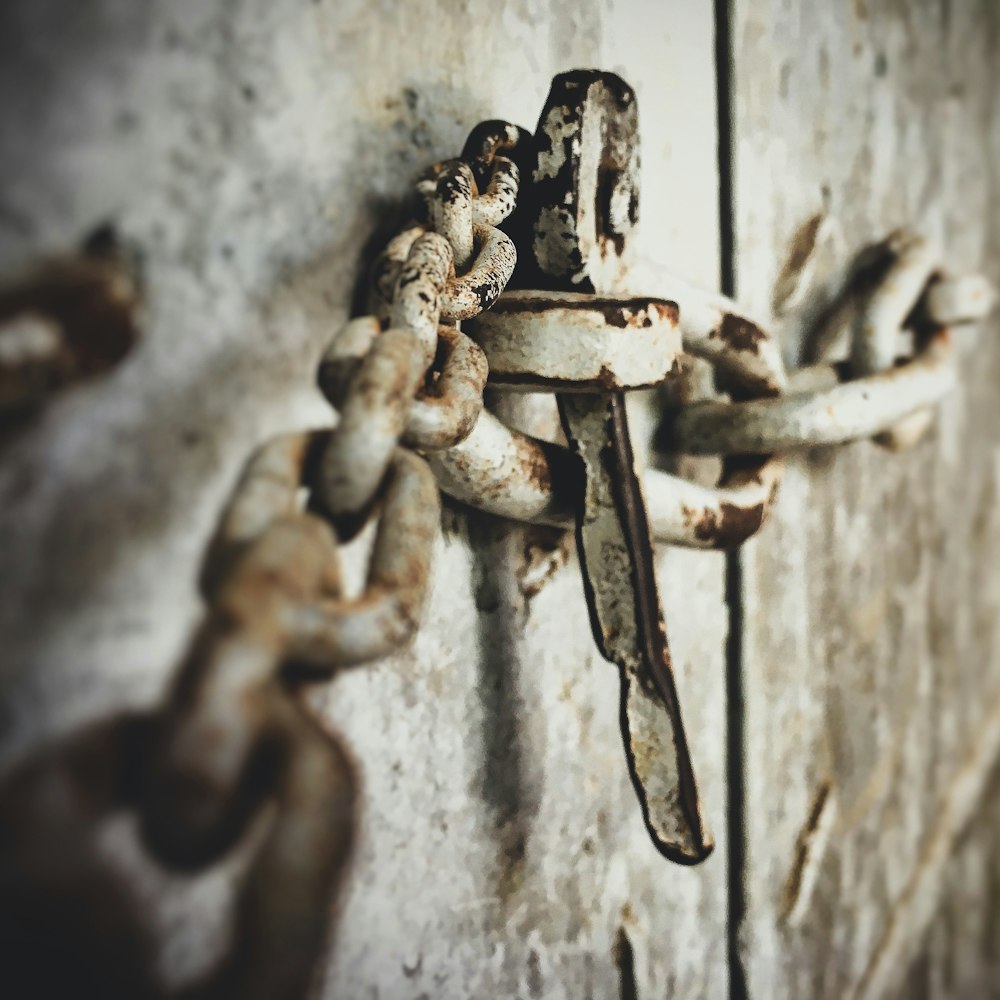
[424,233,993,549]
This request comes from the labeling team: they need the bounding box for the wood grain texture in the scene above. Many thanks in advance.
[897,761,1000,999]
[730,2,1000,997]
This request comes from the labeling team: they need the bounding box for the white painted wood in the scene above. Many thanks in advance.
[897,764,1000,999]
[730,2,1000,997]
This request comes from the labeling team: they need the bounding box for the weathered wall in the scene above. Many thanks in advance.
[0,2,729,997]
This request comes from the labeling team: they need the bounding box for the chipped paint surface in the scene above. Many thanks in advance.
[518,69,717,863]
[527,72,639,294]
[560,390,712,863]
[468,289,682,390]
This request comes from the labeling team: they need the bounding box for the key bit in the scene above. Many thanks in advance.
[525,70,712,863]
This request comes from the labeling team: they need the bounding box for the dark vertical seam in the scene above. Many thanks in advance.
[613,925,640,1000]
[716,0,736,301]
[724,552,747,1000]
[715,0,748,998]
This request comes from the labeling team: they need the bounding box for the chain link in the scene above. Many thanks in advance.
[667,234,994,458]
[431,234,993,547]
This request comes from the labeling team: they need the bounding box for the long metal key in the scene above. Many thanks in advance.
[524,71,712,863]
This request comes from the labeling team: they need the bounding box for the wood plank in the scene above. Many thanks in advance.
[324,5,731,997]
[730,2,1000,996]
[0,1,729,996]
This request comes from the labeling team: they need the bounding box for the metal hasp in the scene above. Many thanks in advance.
[478,71,712,864]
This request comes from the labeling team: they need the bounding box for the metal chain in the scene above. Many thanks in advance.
[432,236,993,547]
[0,126,521,1000]
[667,232,994,459]
[140,128,521,994]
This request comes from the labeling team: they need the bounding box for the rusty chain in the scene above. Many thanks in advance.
[1,124,520,999]
[1,70,996,998]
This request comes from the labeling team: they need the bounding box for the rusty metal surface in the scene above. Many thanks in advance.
[467,289,682,391]
[435,251,794,550]
[648,457,784,550]
[371,222,517,338]
[0,96,528,999]
[647,272,788,397]
[0,12,725,996]
[206,433,441,669]
[561,390,712,862]
[671,330,957,454]
[668,244,995,457]
[2,50,997,999]
[428,409,782,550]
[852,230,941,450]
[0,424,441,999]
[518,70,713,863]
[151,428,437,996]
[471,155,519,227]
[143,505,358,1000]
[289,447,441,667]
[439,223,517,320]
[444,241,993,542]
[390,232,453,365]
[318,323,428,526]
[426,67,993,873]
[525,71,638,294]
[319,322,489,452]
[427,161,475,272]
[0,427,376,1000]
[400,327,489,449]
[427,407,579,524]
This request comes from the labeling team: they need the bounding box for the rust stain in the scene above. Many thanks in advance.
[772,212,825,314]
[490,294,679,327]
[780,779,835,924]
[686,502,765,549]
[613,925,639,1000]
[517,443,553,491]
[691,507,719,542]
[711,312,767,354]
[517,524,572,599]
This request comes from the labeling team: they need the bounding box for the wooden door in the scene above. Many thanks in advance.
[0,1,997,997]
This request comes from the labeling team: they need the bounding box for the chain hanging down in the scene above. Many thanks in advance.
[0,125,519,1000]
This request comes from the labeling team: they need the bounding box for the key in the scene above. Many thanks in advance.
[524,70,712,863]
